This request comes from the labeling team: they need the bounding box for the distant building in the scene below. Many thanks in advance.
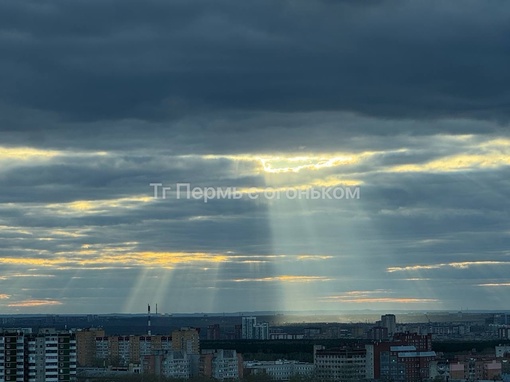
[304,327,321,338]
[499,327,510,340]
[367,326,388,341]
[350,326,366,338]
[393,332,432,351]
[241,317,269,340]
[253,323,270,340]
[381,314,397,337]
[269,333,304,340]
[234,324,242,340]
[244,359,314,380]
[207,324,221,340]
[492,313,509,325]
[242,317,257,339]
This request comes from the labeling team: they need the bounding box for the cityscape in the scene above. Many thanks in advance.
[2,310,510,381]
[1,0,510,381]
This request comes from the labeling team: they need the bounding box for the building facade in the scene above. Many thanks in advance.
[75,328,105,367]
[94,335,172,365]
[365,333,435,382]
[244,360,314,380]
[0,329,77,382]
[314,345,366,382]
[253,323,269,340]
[172,328,200,355]
[142,350,191,379]
[242,317,257,340]
[201,349,243,381]
[380,314,397,337]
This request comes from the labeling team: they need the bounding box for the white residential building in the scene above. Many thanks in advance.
[162,351,191,379]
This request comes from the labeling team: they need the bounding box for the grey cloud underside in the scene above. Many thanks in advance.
[0,0,509,126]
[1,151,509,260]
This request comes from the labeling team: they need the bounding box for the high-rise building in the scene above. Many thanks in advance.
[76,328,105,367]
[172,328,200,355]
[241,317,257,340]
[381,314,397,337]
[234,325,242,340]
[206,324,221,340]
[253,323,269,340]
[0,329,77,382]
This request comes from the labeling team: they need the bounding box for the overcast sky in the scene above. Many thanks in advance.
[1,0,510,314]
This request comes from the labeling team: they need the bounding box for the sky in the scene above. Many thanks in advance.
[1,0,510,314]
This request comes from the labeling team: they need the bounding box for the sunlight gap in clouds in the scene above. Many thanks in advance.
[259,155,354,173]
[0,147,61,160]
[320,290,438,304]
[0,252,231,270]
[322,297,438,304]
[232,275,332,283]
[387,261,510,273]
[6,299,62,307]
[45,195,154,215]
[3,132,510,312]
[251,152,381,312]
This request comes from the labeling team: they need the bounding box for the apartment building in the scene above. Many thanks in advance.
[201,349,243,381]
[94,335,172,365]
[314,345,366,382]
[244,359,314,380]
[0,329,77,382]
[365,333,436,382]
[75,328,105,367]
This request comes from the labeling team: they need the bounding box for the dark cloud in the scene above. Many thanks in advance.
[0,0,509,124]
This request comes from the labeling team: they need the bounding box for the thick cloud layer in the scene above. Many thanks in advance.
[1,0,510,123]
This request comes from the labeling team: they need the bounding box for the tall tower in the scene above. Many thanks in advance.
[148,304,152,336]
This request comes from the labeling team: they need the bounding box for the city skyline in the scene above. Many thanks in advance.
[1,0,510,314]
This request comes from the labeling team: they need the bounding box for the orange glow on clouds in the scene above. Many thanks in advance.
[321,290,437,304]
[7,299,62,307]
